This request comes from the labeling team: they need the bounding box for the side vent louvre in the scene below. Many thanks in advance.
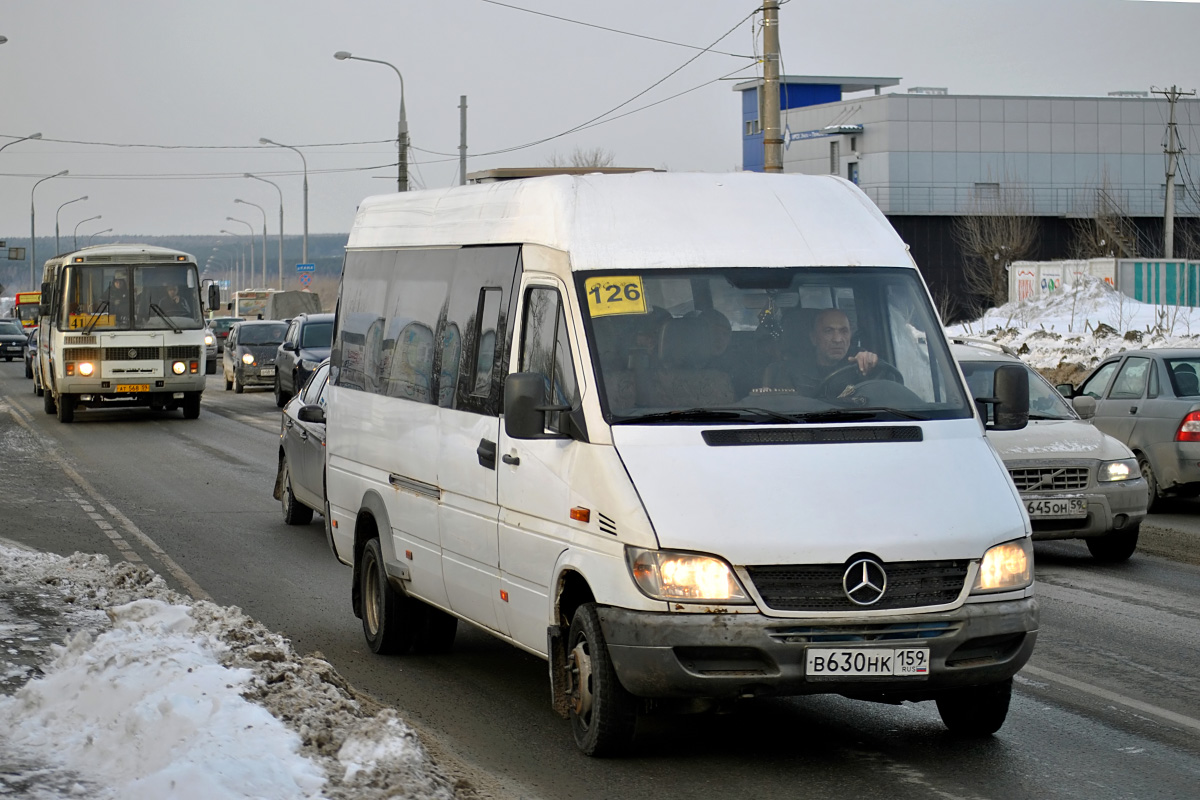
[598,513,617,536]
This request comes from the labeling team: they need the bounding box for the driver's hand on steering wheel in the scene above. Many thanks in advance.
[850,350,878,375]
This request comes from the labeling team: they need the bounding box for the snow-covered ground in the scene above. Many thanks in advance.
[0,541,458,800]
[3,277,1196,799]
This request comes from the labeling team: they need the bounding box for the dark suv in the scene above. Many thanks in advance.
[274,312,334,407]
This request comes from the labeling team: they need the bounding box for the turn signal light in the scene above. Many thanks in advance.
[570,507,590,523]
[1176,411,1200,442]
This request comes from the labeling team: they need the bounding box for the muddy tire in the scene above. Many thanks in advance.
[280,458,314,525]
[57,392,75,423]
[360,538,418,655]
[936,678,1012,737]
[1086,524,1139,563]
[567,603,637,756]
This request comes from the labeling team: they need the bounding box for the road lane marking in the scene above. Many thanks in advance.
[1021,664,1200,734]
[3,402,211,601]
[66,489,143,564]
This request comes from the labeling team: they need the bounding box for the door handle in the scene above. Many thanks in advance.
[299,430,308,440]
[502,453,520,466]
[1129,406,1138,414]
[477,438,497,470]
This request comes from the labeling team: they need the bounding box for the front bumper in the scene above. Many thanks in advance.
[1024,481,1147,540]
[237,364,276,387]
[597,597,1037,701]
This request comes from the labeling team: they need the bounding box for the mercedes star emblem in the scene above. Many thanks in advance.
[843,558,887,606]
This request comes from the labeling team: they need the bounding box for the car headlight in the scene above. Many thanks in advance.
[626,547,750,603]
[972,538,1033,593]
[205,333,215,346]
[241,352,254,364]
[1099,458,1138,482]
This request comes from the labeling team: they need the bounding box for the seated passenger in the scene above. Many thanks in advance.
[765,308,878,397]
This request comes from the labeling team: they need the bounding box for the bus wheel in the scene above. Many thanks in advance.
[360,537,418,655]
[56,393,75,424]
[181,392,201,420]
[567,603,637,756]
[936,678,1012,736]
[43,387,56,414]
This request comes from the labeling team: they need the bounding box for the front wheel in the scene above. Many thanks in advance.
[280,458,314,525]
[56,392,75,423]
[233,371,244,394]
[360,538,419,654]
[24,359,32,379]
[936,678,1012,737]
[1086,524,1139,562]
[567,603,638,756]
[1139,455,1161,512]
[274,376,287,408]
[181,392,201,420]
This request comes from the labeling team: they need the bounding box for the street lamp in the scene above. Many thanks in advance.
[220,229,247,291]
[245,173,285,289]
[334,50,407,193]
[234,199,267,289]
[258,138,308,263]
[0,35,8,45]
[74,215,102,249]
[88,228,112,242]
[226,217,256,288]
[56,195,88,254]
[30,169,68,289]
[0,131,42,155]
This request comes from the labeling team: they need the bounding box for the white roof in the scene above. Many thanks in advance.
[346,172,914,271]
[63,243,196,262]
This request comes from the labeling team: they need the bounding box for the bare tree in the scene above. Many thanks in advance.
[952,185,1040,309]
[545,146,616,169]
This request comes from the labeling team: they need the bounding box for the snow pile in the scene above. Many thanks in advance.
[947,277,1200,381]
[0,544,459,800]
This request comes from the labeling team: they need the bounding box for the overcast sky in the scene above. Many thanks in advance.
[2,0,1199,239]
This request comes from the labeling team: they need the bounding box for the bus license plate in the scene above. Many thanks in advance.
[1026,497,1087,518]
[806,648,929,678]
[115,384,150,393]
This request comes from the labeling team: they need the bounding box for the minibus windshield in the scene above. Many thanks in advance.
[577,267,971,424]
[59,264,203,332]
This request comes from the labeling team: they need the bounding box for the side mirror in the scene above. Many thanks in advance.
[1055,383,1075,398]
[39,281,52,316]
[207,284,221,313]
[297,404,325,424]
[1071,395,1097,420]
[989,364,1030,431]
[281,342,295,352]
[504,372,570,440]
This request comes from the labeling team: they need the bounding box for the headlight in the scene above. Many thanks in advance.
[972,538,1033,593]
[204,333,215,346]
[626,547,750,603]
[78,362,95,377]
[172,361,186,375]
[241,352,254,364]
[1099,458,1138,482]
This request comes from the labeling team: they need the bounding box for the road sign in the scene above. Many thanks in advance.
[299,272,312,286]
[8,247,26,261]
[296,263,315,272]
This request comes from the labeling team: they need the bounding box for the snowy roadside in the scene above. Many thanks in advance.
[0,540,470,800]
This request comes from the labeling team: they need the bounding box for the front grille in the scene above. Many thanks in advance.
[746,560,970,612]
[1009,466,1090,491]
[767,621,961,644]
[65,347,101,361]
[166,345,201,359]
[105,346,160,360]
[703,426,922,446]
[65,335,97,345]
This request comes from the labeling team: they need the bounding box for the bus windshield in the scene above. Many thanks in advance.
[60,264,203,332]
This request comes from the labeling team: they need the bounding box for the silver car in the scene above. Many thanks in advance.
[274,360,330,526]
[953,339,1146,562]
[1062,347,1200,512]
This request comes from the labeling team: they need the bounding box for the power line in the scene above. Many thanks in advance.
[0,161,397,181]
[0,134,394,150]
[474,0,755,59]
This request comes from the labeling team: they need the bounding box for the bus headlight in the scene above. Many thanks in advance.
[972,538,1033,593]
[241,353,254,365]
[172,361,186,375]
[77,362,95,377]
[626,547,750,603]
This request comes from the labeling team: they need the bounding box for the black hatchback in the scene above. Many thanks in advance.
[0,318,27,362]
[274,312,334,407]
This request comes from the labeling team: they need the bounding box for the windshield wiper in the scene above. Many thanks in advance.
[148,303,182,334]
[616,406,800,425]
[792,407,928,422]
[83,301,110,336]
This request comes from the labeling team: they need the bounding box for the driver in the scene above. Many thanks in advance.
[768,308,879,396]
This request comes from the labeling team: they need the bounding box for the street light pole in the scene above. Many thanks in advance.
[87,228,112,242]
[234,199,267,289]
[226,217,255,288]
[73,215,102,249]
[220,229,246,292]
[30,169,68,289]
[56,195,88,254]
[258,138,308,263]
[334,51,407,192]
[0,131,42,155]
[245,173,285,289]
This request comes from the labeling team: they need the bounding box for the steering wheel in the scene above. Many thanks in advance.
[818,359,904,399]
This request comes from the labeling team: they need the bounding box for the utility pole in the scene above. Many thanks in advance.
[1152,85,1196,259]
[761,0,783,173]
[459,95,468,186]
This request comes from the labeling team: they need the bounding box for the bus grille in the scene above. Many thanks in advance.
[65,347,102,361]
[166,346,202,359]
[105,346,160,360]
[1008,467,1090,491]
[745,560,970,612]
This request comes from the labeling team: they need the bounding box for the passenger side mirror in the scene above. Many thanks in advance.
[1055,383,1075,398]
[207,284,221,313]
[504,372,571,440]
[281,341,296,351]
[1071,395,1096,420]
[988,364,1029,431]
[297,404,325,424]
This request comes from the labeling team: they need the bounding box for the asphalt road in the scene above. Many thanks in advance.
[2,361,1199,799]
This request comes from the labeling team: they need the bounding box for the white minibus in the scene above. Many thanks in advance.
[323,171,1036,755]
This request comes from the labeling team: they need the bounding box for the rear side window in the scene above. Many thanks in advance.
[1167,358,1200,396]
[1109,357,1150,400]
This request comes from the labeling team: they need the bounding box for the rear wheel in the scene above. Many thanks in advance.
[233,371,244,394]
[56,392,75,424]
[1086,524,1139,562]
[936,678,1012,736]
[361,537,419,654]
[567,603,638,756]
[43,387,56,414]
[274,376,287,408]
[280,458,314,525]
[1138,455,1160,512]
[181,392,201,420]
[206,359,216,375]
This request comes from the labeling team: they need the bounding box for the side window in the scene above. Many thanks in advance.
[302,365,330,405]
[472,288,503,396]
[520,287,578,408]
[286,321,300,346]
[1109,357,1150,400]
[1080,361,1119,400]
[1148,360,1160,399]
